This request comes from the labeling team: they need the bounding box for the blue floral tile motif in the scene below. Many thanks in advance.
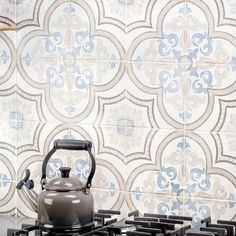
[0,174,10,187]
[134,5,215,95]
[46,157,63,179]
[62,131,75,140]
[92,166,120,195]
[231,57,236,71]
[0,33,13,84]
[10,112,23,129]
[19,1,121,119]
[157,138,215,197]
[0,50,10,64]
[227,193,236,203]
[130,2,236,126]
[130,136,236,225]
[157,32,213,95]
[74,158,90,181]
[41,17,97,90]
[118,118,133,135]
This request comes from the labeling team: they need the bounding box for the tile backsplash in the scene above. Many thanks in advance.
[0,0,235,224]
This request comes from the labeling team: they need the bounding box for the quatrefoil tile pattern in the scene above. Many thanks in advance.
[0,0,235,222]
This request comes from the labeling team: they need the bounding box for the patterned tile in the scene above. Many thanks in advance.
[0,119,17,155]
[66,125,126,191]
[125,127,158,163]
[0,0,236,219]
[0,0,16,27]
[185,1,236,65]
[78,71,126,126]
[16,69,62,123]
[0,83,17,121]
[15,88,45,123]
[126,129,185,196]
[0,0,47,29]
[0,148,16,183]
[95,0,127,33]
[177,1,236,132]
[0,31,16,84]
[186,77,236,132]
[92,189,125,212]
[16,121,46,155]
[182,198,236,227]
[208,90,236,134]
[17,1,124,61]
[213,132,236,169]
[125,192,184,216]
[0,181,16,215]
[18,57,125,123]
[93,91,126,126]
[70,60,125,123]
[185,131,236,201]
[16,0,43,28]
[18,58,71,121]
[126,0,156,32]
[197,0,236,37]
[95,124,126,163]
[17,123,73,183]
[127,61,186,129]
[128,1,188,63]
[215,0,236,24]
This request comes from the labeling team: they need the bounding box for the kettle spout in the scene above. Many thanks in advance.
[16,169,38,213]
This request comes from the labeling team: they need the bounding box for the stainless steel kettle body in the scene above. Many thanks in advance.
[16,139,96,231]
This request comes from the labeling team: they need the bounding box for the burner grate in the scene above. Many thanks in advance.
[7,211,236,236]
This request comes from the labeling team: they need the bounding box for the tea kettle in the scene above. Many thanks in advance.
[16,139,96,231]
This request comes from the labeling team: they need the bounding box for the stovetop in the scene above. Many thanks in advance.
[4,210,236,236]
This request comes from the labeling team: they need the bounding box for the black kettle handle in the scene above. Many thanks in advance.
[41,139,96,190]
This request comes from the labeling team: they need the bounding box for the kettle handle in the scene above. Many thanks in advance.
[41,139,96,190]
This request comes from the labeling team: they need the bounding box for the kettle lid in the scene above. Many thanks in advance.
[45,167,84,192]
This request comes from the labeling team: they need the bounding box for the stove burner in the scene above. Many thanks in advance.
[7,210,236,236]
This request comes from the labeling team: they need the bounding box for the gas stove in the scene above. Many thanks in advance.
[5,210,236,236]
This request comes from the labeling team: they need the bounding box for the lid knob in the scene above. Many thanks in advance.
[59,167,71,178]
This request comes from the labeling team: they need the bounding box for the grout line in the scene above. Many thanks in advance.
[16,57,235,66]
[91,187,236,203]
